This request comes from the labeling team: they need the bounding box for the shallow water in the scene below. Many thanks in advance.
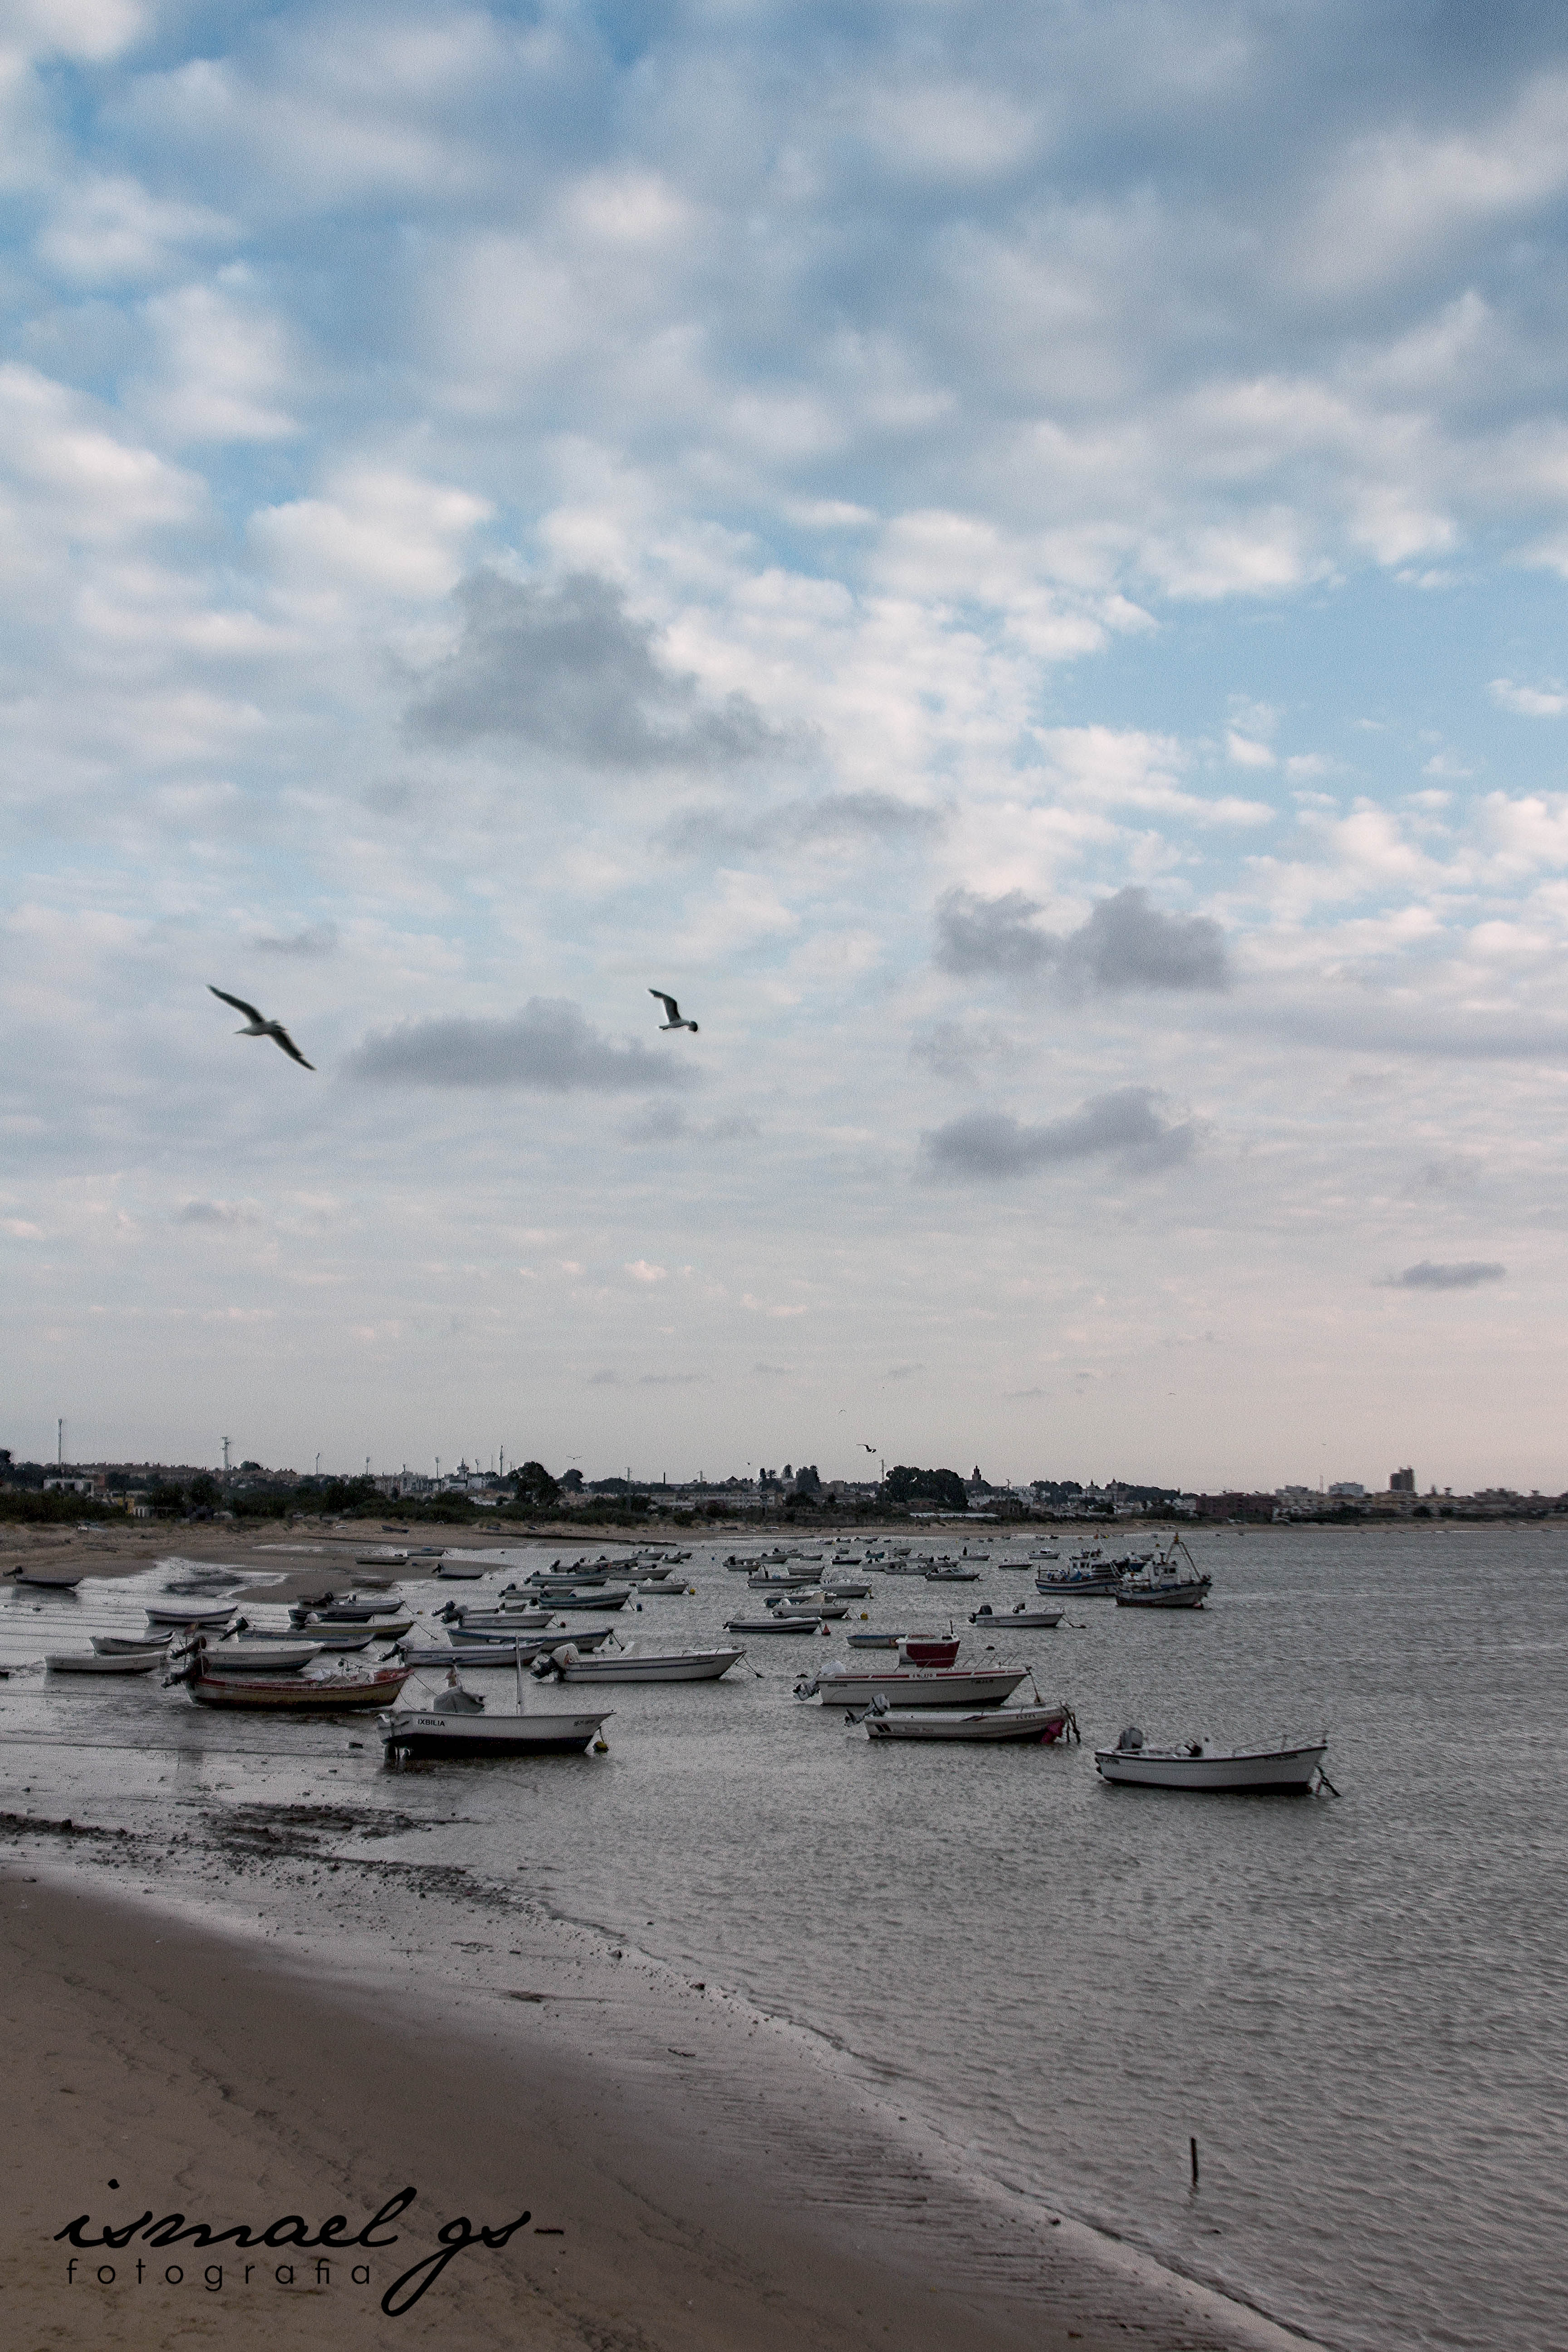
[2,1525,1563,2351]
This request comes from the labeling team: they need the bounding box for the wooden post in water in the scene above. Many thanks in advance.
[1190,2136,1200,2188]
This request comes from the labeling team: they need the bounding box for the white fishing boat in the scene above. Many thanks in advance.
[796,1663,1028,1709]
[970,1602,1063,1630]
[862,1697,1078,1744]
[145,1599,236,1627]
[846,1629,901,1649]
[441,1624,614,1655]
[823,1578,870,1598]
[1114,1540,1212,1609]
[379,1661,610,1759]
[1094,1726,1329,1792]
[769,1593,849,1619]
[532,1643,745,1683]
[46,1649,165,1675]
[924,1565,980,1583]
[1036,1558,1124,1598]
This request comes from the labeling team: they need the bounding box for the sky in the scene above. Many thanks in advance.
[5,0,1568,1492]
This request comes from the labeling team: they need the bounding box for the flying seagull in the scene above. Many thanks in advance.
[650,989,698,1034]
[207,985,315,1069]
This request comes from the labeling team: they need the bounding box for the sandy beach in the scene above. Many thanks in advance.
[0,1844,1311,2352]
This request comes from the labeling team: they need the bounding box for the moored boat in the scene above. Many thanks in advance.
[174,1649,413,1710]
[796,1663,1028,1709]
[1094,1726,1328,1791]
[46,1649,165,1674]
[862,1697,1078,1743]
[725,1612,822,1634]
[531,1643,745,1683]
[10,1565,85,1590]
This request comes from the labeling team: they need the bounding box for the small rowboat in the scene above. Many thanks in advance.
[431,1559,487,1579]
[47,1649,166,1674]
[196,1639,324,1673]
[146,1599,235,1627]
[924,1565,980,1583]
[178,1659,413,1711]
[441,1624,614,1656]
[725,1613,822,1634]
[862,1699,1078,1743]
[92,1631,172,1654]
[798,1665,1027,1709]
[533,1645,745,1683]
[846,1630,901,1649]
[10,1565,84,1590]
[1094,1729,1328,1791]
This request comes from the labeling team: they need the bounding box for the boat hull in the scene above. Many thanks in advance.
[46,1651,164,1674]
[184,1666,412,1710]
[725,1615,821,1634]
[866,1704,1074,1743]
[552,1648,744,1682]
[1114,1580,1211,1608]
[803,1667,1027,1708]
[1094,1742,1327,1791]
[378,1709,608,1757]
[970,1607,1063,1629]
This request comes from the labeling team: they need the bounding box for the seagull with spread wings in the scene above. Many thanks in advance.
[649,989,698,1034]
[207,986,316,1070]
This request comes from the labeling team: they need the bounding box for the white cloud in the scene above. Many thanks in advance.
[1490,677,1568,717]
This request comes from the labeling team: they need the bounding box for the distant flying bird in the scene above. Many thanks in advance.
[650,989,698,1034]
[207,985,315,1069]
[862,1443,878,1454]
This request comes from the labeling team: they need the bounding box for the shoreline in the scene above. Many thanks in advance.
[1,1845,1322,2352]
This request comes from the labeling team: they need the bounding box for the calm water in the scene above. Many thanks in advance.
[3,1525,1564,2350]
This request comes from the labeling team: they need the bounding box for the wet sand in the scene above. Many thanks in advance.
[0,1865,1310,2352]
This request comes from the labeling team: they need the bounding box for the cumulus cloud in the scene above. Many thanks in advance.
[1490,677,1568,716]
[923,1088,1196,1180]
[1390,1259,1506,1289]
[406,571,775,769]
[935,886,1231,994]
[344,999,695,1092]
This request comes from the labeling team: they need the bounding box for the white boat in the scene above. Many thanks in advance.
[862,1698,1078,1743]
[432,1559,487,1579]
[1094,1727,1329,1792]
[379,1666,610,1759]
[970,1602,1063,1630]
[441,1624,614,1655]
[769,1594,849,1619]
[796,1664,1028,1709]
[92,1631,172,1654]
[145,1600,236,1627]
[196,1638,324,1672]
[846,1630,901,1649]
[532,1644,745,1683]
[823,1579,870,1598]
[46,1649,165,1675]
[293,1612,412,1641]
